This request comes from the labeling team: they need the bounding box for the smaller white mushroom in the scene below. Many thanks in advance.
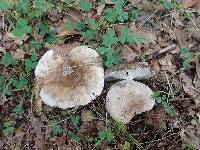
[104,62,152,81]
[106,80,155,124]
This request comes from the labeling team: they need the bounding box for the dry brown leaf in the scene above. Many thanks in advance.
[159,53,177,74]
[10,48,25,60]
[173,28,188,49]
[105,0,114,4]
[67,8,83,22]
[120,45,137,63]
[180,123,200,149]
[141,31,157,45]
[182,0,197,7]
[0,46,6,53]
[6,32,29,45]
[96,3,105,16]
[81,109,95,122]
[191,29,200,42]
[0,95,7,106]
[181,73,200,105]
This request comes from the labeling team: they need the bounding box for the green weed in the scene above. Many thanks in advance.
[152,91,176,115]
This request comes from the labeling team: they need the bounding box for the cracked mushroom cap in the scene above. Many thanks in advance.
[35,46,104,109]
[106,80,155,124]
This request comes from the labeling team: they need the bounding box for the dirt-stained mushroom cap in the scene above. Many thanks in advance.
[106,80,155,124]
[35,46,104,109]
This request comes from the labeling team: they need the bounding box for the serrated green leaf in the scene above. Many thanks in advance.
[51,120,63,135]
[131,9,140,22]
[13,76,28,89]
[68,131,80,143]
[25,59,38,72]
[81,30,95,40]
[76,22,86,31]
[98,130,107,140]
[80,0,92,12]
[104,8,117,23]
[14,102,24,117]
[2,53,17,66]
[12,19,32,37]
[84,19,98,30]
[16,0,30,13]
[0,0,12,10]
[3,121,15,136]
[35,0,48,11]
[102,28,118,47]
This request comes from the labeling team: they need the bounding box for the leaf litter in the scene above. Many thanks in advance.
[0,0,200,149]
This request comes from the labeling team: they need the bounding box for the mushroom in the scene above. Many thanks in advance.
[35,45,104,109]
[104,62,152,81]
[106,80,155,124]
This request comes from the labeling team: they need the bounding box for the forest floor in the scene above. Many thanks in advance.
[0,0,200,149]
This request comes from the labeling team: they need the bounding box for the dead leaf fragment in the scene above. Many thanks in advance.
[120,45,137,63]
[182,0,197,7]
[181,73,200,105]
[81,109,95,122]
[10,48,25,60]
[173,28,188,48]
[0,95,7,106]
[159,53,177,74]
[191,29,200,42]
[180,123,200,149]
[141,31,157,45]
[96,3,105,16]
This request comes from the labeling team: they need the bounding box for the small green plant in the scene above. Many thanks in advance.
[95,127,114,147]
[14,102,24,118]
[2,53,17,66]
[67,131,81,143]
[122,141,131,150]
[12,18,33,37]
[152,91,176,115]
[13,76,28,89]
[181,48,194,70]
[160,0,175,11]
[185,143,196,150]
[24,53,38,72]
[80,0,92,12]
[3,121,15,136]
[104,0,128,23]
[51,120,63,136]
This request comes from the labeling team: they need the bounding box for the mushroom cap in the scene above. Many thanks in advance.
[106,80,155,124]
[35,46,104,109]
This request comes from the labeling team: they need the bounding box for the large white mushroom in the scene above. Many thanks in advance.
[35,45,104,109]
[106,80,155,124]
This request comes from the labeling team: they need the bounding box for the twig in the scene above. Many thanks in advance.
[147,44,176,60]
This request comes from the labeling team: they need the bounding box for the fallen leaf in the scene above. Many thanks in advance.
[180,123,200,149]
[96,3,105,16]
[181,73,200,105]
[81,109,95,122]
[0,95,7,106]
[6,32,29,45]
[173,28,188,49]
[120,45,137,63]
[0,46,6,53]
[105,0,114,4]
[191,29,200,42]
[10,48,25,60]
[141,31,157,45]
[182,0,197,7]
[159,53,177,74]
